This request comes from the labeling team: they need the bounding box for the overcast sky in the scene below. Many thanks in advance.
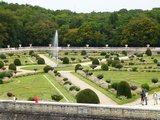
[2,0,160,13]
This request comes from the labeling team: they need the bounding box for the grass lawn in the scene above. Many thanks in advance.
[93,71,160,87]
[0,73,75,102]
[21,65,45,72]
[73,72,138,104]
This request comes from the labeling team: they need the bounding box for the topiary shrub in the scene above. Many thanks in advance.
[71,57,76,61]
[117,81,132,98]
[105,54,110,58]
[129,62,134,65]
[115,63,123,69]
[64,81,72,85]
[141,83,149,91]
[122,51,127,56]
[101,63,108,71]
[63,78,68,81]
[4,71,13,78]
[43,65,53,73]
[29,50,34,55]
[97,74,103,79]
[145,48,152,56]
[153,59,158,63]
[64,52,68,55]
[151,78,158,84]
[132,67,137,72]
[51,94,63,102]
[75,64,83,72]
[69,86,80,91]
[111,82,119,90]
[63,57,69,64]
[76,89,99,104]
[81,50,87,55]
[92,58,99,65]
[90,64,97,70]
[114,57,119,60]
[105,79,111,83]
[0,61,4,69]
[37,58,45,64]
[14,59,21,66]
[100,51,106,56]
[111,60,119,67]
[9,64,16,71]
[8,53,14,57]
[107,59,112,66]
[54,70,58,74]
[0,54,6,59]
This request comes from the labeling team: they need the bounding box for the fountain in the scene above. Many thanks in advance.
[52,30,58,66]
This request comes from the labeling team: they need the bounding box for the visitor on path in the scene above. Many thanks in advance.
[34,96,39,103]
[13,95,16,104]
[153,92,158,105]
[144,91,148,105]
[141,89,145,105]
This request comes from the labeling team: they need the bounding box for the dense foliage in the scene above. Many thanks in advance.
[8,63,16,71]
[117,81,132,98]
[43,65,53,73]
[76,89,100,104]
[14,59,21,66]
[0,2,160,47]
[0,61,4,68]
[37,58,45,64]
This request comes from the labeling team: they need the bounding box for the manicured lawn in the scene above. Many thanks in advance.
[21,65,45,72]
[93,71,160,87]
[0,73,75,102]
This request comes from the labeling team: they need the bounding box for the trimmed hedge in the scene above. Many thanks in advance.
[151,78,158,84]
[141,83,150,91]
[145,48,152,56]
[0,61,4,69]
[9,63,16,71]
[51,94,63,102]
[76,89,100,104]
[14,59,21,66]
[101,63,108,71]
[75,64,83,72]
[37,58,45,64]
[81,50,87,55]
[92,58,99,65]
[43,65,53,73]
[0,54,6,59]
[63,57,69,64]
[117,81,132,98]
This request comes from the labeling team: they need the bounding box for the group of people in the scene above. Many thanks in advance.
[141,89,159,105]
[13,96,39,104]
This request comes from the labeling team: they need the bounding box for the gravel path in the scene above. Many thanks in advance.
[59,71,117,105]
[38,54,57,67]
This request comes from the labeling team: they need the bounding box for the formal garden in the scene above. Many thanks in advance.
[0,48,159,105]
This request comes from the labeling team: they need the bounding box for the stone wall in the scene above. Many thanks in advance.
[0,101,159,120]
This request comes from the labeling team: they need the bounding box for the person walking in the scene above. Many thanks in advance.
[141,89,145,105]
[144,91,148,105]
[153,92,158,105]
[34,96,39,103]
[13,95,16,104]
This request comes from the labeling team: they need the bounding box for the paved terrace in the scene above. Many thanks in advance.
[0,46,160,53]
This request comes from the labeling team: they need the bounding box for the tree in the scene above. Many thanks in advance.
[14,59,21,66]
[76,89,100,104]
[75,64,83,72]
[101,63,108,71]
[121,17,159,47]
[92,58,99,65]
[43,65,53,73]
[117,81,132,98]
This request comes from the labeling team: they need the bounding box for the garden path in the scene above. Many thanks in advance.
[59,71,117,105]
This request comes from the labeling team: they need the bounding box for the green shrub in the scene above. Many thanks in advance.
[115,63,123,69]
[90,64,97,70]
[29,50,34,55]
[97,74,103,79]
[107,59,112,66]
[14,59,21,66]
[37,58,45,64]
[43,65,53,73]
[0,61,4,69]
[117,81,132,98]
[64,81,72,85]
[114,57,119,60]
[141,83,149,91]
[4,71,13,78]
[81,50,87,55]
[153,59,158,63]
[100,51,106,56]
[75,64,83,72]
[76,89,99,104]
[54,70,58,74]
[157,62,160,66]
[51,94,63,102]
[129,62,134,65]
[101,63,108,71]
[157,51,160,54]
[92,58,99,65]
[122,51,127,56]
[63,57,69,64]
[111,82,119,90]
[28,97,34,101]
[151,78,158,84]
[145,48,152,56]
[0,54,6,59]
[0,79,3,84]
[112,60,119,67]
[132,67,137,72]
[8,53,14,57]
[63,78,68,81]
[9,64,16,71]
[105,79,111,83]
[64,52,68,55]
[105,54,110,58]
[69,86,80,91]
[136,53,143,57]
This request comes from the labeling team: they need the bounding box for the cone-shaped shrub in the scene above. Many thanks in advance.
[117,81,132,98]
[14,59,21,66]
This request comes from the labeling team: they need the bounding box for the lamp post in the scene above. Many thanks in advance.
[125,44,128,48]
[67,44,70,48]
[86,44,89,48]
[106,44,108,48]
[7,45,10,50]
[29,44,32,48]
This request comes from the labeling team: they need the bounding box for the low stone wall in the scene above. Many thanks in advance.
[0,101,159,120]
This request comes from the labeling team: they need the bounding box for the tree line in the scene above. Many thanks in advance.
[0,2,160,47]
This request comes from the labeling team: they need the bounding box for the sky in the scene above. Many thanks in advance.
[2,0,160,13]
